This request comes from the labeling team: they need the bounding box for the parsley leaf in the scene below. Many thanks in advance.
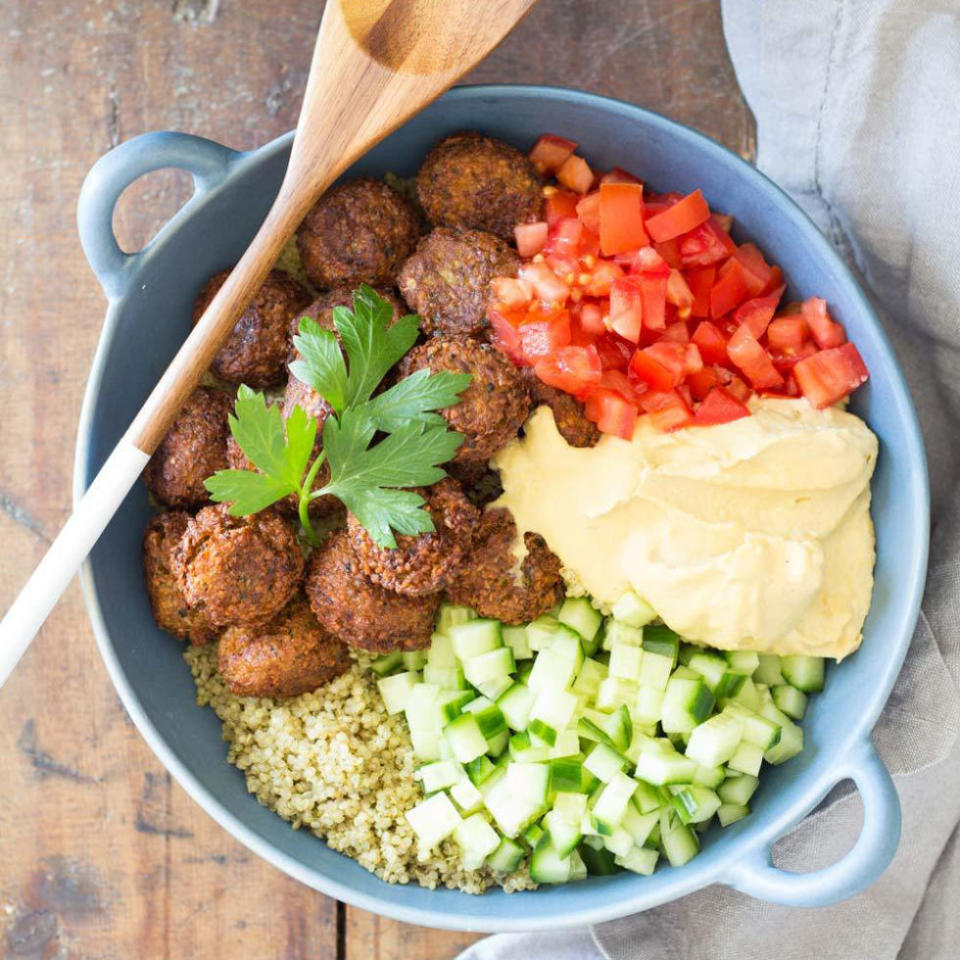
[205,288,470,549]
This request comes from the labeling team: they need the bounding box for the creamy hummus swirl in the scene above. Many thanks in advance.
[492,397,878,660]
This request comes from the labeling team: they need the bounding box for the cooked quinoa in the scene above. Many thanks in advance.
[184,643,535,894]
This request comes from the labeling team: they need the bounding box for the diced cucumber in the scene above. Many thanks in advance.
[609,642,644,681]
[569,849,588,882]
[543,809,583,858]
[621,804,659,846]
[724,703,781,749]
[487,836,525,873]
[553,791,588,821]
[525,615,561,651]
[405,792,461,850]
[528,647,580,694]
[549,729,581,759]
[402,650,427,671]
[476,676,516,702]
[615,845,659,875]
[464,646,515,687]
[370,650,403,676]
[687,651,728,691]
[780,654,825,693]
[717,773,759,805]
[634,741,697,786]
[438,690,474,723]
[377,671,418,715]
[727,741,764,776]
[497,682,534,731]
[528,718,558,747]
[416,759,463,793]
[603,620,644,650]
[592,772,639,830]
[642,625,680,665]
[635,649,671,692]
[725,650,760,675]
[558,597,604,643]
[465,754,497,786]
[436,603,476,634]
[454,813,501,869]
[723,677,763,712]
[684,711,744,766]
[661,821,699,867]
[449,618,503,661]
[611,590,657,628]
[449,777,484,815]
[717,802,750,827]
[502,624,532,660]
[753,653,784,686]
[602,825,634,857]
[572,658,608,698]
[509,730,550,763]
[634,685,665,726]
[484,763,549,837]
[409,728,442,761]
[584,742,628,783]
[714,671,746,700]
[427,631,457,667]
[522,822,545,848]
[671,785,721,824]
[633,779,667,814]
[468,702,507,740]
[578,842,621,875]
[772,683,808,720]
[661,675,715,734]
[596,676,638,711]
[764,718,804,764]
[602,704,633,752]
[486,730,510,757]
[529,687,579,735]
[422,664,467,690]
[405,682,441,730]
[444,713,488,763]
[578,716,614,747]
[529,836,572,884]
[693,763,726,789]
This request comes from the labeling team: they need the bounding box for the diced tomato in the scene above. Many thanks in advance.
[577,229,601,260]
[600,166,642,185]
[514,221,548,258]
[595,332,634,370]
[637,271,667,331]
[518,312,571,362]
[687,366,719,401]
[598,182,648,256]
[491,276,533,309]
[548,216,584,256]
[686,266,716,318]
[520,260,571,305]
[581,259,624,297]
[683,342,703,374]
[660,321,690,343]
[679,216,737,268]
[726,324,784,389]
[629,342,685,391]
[691,320,729,364]
[767,315,809,353]
[578,301,605,336]
[666,270,694,318]
[608,276,645,342]
[645,189,711,242]
[557,155,594,194]
[731,244,773,297]
[585,388,637,440]
[598,368,638,402]
[761,265,784,296]
[533,344,602,398]
[575,192,601,234]
[794,342,868,408]
[638,389,694,431]
[529,134,578,173]
[733,295,779,338]
[487,308,525,364]
[545,190,579,226]
[801,297,847,349]
[652,238,682,269]
[710,259,750,318]
[693,387,751,426]
[770,339,818,372]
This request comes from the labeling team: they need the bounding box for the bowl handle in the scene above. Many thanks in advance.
[77,131,241,299]
[721,737,900,906]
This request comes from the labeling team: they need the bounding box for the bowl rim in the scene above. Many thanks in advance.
[73,82,930,931]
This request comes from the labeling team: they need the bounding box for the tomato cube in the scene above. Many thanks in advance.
[581,259,624,297]
[679,216,737,268]
[520,260,571,305]
[629,343,685,391]
[794,342,868,408]
[767,315,809,353]
[666,270,694,318]
[801,297,847,349]
[686,366,719,400]
[685,266,716,318]
[732,244,774,297]
[534,345,602,399]
[585,388,638,440]
[599,182,648,256]
[530,134,578,173]
[518,312,572,363]
[710,259,750,318]
[491,276,533,309]
[488,308,526,365]
[600,166,642,185]
[557,154,594,194]
[693,387,751,426]
[645,189,711,243]
[608,276,645,342]
[726,324,784,389]
[733,295,779,338]
[691,320,730,365]
[595,332,634,371]
[638,389,694,431]
[515,221,548,258]
[545,190,579,226]
[578,301,606,336]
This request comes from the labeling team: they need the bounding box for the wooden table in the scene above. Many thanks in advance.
[0,2,752,957]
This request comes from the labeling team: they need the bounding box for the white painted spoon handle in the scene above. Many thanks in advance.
[0,440,149,688]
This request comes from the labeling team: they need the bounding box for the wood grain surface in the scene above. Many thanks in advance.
[0,2,752,958]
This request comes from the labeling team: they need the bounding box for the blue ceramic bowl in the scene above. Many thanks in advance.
[74,85,928,931]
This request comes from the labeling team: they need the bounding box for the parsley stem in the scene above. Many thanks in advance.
[297,450,328,546]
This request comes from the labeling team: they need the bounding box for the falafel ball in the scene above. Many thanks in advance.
[347,477,478,597]
[173,503,305,628]
[397,227,518,339]
[397,336,530,465]
[143,386,233,509]
[520,369,601,448]
[290,284,405,343]
[193,269,310,388]
[417,132,542,240]
[218,596,351,698]
[296,177,420,289]
[142,511,218,646]
[445,508,564,624]
[305,531,440,652]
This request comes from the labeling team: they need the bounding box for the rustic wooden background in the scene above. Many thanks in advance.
[0,1,753,957]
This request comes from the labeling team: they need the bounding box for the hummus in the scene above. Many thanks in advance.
[492,397,878,660]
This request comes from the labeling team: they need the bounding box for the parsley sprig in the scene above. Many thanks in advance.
[205,286,470,548]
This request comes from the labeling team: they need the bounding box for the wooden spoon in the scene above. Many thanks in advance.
[0,0,538,687]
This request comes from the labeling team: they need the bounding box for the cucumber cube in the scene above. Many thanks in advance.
[717,773,759,805]
[714,671,746,700]
[717,802,751,827]
[449,777,484,815]
[684,712,744,767]
[528,647,580,693]
[601,704,633,752]
[753,653,784,686]
[427,631,458,667]
[449,618,503,661]
[661,675,715,734]
[642,625,680,665]
[621,804,659,846]
[463,646,515,687]
[468,702,508,740]
[693,763,726,789]
[377,671,418,715]
[402,650,427,671]
[638,651,674,691]
[436,603,476,634]
[497,682,534,731]
[485,763,549,837]
[615,845,659,875]
[772,683,808,720]
[438,690,474,723]
[529,687,579,733]
[465,755,497,786]
[687,651,728,691]
[596,676,638,711]
[601,825,634,857]
[525,615,561,651]
[444,713,488,763]
[603,620,644,651]
[578,842,621,876]
[553,791,588,822]
[405,683,441,731]
[509,730,550,763]
[549,729,581,759]
[422,664,467,690]
[634,685,665,726]
[405,792,461,850]
[409,728,442,761]
[724,703,781,749]
[584,742,628,782]
[726,650,760,675]
[609,642,644,681]
[543,808,583,858]
[502,624,532,660]
[475,676,515,702]
[633,779,667,814]
[528,718,558,747]
[370,651,403,676]
[416,759,463,793]
[670,785,721,824]
[454,813,501,869]
[529,836,572,884]
[487,836,525,873]
[764,718,804,764]
[634,742,697,786]
[592,772,639,830]
[572,658,608,697]
[611,590,657,627]
[549,757,584,795]
[558,597,604,642]
[661,821,699,867]
[780,654,825,693]
[728,741,764,776]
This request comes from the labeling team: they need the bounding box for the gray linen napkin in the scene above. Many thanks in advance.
[460,1,960,956]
